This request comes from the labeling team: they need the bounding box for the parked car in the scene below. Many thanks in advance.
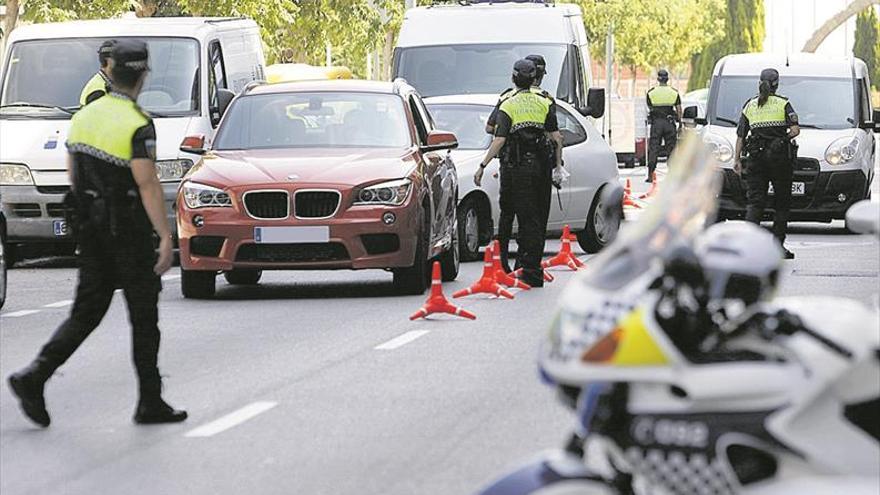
[0,17,266,261]
[176,79,460,298]
[425,94,621,260]
[691,53,877,224]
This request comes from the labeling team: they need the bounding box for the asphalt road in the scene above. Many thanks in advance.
[1,167,878,495]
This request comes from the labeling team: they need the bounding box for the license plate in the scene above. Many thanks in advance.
[768,182,805,196]
[53,220,68,236]
[254,226,329,244]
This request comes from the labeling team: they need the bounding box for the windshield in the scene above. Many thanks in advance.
[709,76,855,129]
[395,44,568,98]
[214,92,411,150]
[1,37,200,118]
[427,104,492,150]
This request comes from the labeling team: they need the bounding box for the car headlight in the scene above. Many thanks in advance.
[825,136,860,165]
[354,179,412,206]
[182,181,232,209]
[156,159,194,182]
[0,163,34,185]
[703,133,734,163]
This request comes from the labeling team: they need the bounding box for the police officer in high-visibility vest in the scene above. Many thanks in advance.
[475,59,563,287]
[8,40,187,428]
[485,54,552,272]
[645,69,682,182]
[79,40,116,106]
[734,68,800,260]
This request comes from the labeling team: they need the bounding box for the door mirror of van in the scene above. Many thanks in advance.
[694,117,709,126]
[845,200,879,236]
[873,109,880,133]
[682,106,698,120]
[422,130,458,152]
[180,135,207,155]
[213,89,235,126]
[579,88,605,119]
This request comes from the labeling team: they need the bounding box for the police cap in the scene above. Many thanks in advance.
[525,54,546,77]
[657,69,669,83]
[98,40,116,64]
[512,59,537,87]
[112,39,150,73]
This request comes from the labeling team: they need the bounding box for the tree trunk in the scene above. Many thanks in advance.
[133,0,158,17]
[802,0,880,53]
[383,29,394,80]
[3,0,21,45]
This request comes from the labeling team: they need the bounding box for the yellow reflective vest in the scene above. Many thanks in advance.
[67,93,150,168]
[79,72,111,106]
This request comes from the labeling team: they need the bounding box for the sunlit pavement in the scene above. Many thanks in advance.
[1,163,877,494]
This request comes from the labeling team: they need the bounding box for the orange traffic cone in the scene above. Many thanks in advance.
[513,267,555,283]
[542,225,584,271]
[622,178,642,209]
[410,261,476,320]
[638,173,658,199]
[490,240,530,290]
[453,244,515,299]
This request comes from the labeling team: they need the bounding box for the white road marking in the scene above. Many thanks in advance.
[1,310,41,318]
[185,401,278,438]
[44,300,73,308]
[374,330,430,350]
[162,274,181,281]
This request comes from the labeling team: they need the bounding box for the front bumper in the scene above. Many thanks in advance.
[718,160,872,222]
[177,196,419,272]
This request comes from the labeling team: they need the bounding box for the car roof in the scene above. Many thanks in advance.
[247,79,404,96]
[716,52,867,79]
[423,94,499,106]
[7,17,257,42]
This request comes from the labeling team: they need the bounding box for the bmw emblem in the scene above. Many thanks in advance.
[287,174,299,181]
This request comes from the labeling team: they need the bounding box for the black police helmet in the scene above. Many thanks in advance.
[112,39,150,73]
[525,54,547,78]
[760,68,780,90]
[657,69,669,83]
[98,40,116,66]
[512,59,537,89]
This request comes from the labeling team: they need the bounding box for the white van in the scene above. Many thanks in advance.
[690,53,878,224]
[0,17,265,261]
[392,0,604,117]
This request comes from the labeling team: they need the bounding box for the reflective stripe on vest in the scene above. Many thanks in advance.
[67,93,149,167]
[499,90,552,133]
[647,85,678,107]
[742,95,788,129]
[79,72,109,106]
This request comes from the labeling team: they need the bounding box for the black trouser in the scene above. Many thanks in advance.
[25,224,164,404]
[648,117,677,177]
[744,156,793,244]
[498,154,552,273]
[505,153,550,284]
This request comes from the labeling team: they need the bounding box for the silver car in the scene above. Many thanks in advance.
[426,94,621,260]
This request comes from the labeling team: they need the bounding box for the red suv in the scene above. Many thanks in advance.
[176,80,460,298]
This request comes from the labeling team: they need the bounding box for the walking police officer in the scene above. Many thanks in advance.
[734,68,799,259]
[79,40,116,106]
[646,69,682,182]
[8,40,187,427]
[485,54,552,273]
[475,59,563,287]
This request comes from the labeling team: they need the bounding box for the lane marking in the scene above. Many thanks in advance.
[162,274,181,281]
[1,310,41,318]
[374,330,431,350]
[44,300,73,308]
[185,401,278,438]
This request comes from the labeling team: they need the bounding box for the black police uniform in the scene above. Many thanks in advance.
[646,84,681,180]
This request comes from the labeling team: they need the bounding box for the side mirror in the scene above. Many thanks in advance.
[180,135,207,155]
[212,89,235,126]
[422,130,458,152]
[682,106,698,120]
[578,88,605,118]
[874,109,880,133]
[695,117,708,126]
[845,200,879,236]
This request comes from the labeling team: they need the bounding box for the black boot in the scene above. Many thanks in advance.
[134,398,187,424]
[782,247,795,259]
[8,370,50,427]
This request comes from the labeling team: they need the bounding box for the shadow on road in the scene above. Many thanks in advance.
[786,223,853,236]
[213,279,400,300]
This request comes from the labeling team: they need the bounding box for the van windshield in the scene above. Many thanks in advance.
[394,44,568,98]
[709,76,856,130]
[1,37,200,118]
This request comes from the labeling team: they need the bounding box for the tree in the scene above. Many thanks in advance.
[803,0,879,53]
[688,0,764,90]
[853,6,879,90]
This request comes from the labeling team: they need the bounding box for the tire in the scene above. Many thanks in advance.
[393,208,430,295]
[224,269,262,285]
[577,187,621,254]
[439,221,460,282]
[457,196,483,262]
[181,269,216,299]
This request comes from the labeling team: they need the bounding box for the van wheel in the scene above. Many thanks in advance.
[457,197,483,262]
[224,269,262,285]
[393,209,430,295]
[577,187,621,254]
[181,269,216,299]
[439,222,460,282]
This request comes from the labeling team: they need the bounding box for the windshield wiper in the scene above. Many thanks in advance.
[797,123,824,129]
[147,110,173,118]
[0,103,76,114]
[713,116,739,126]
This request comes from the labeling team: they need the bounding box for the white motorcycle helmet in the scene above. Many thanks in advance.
[695,221,783,306]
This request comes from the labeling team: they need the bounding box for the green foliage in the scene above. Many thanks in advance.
[688,0,765,91]
[19,0,131,23]
[854,7,880,90]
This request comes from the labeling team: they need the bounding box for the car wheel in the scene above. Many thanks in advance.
[439,221,460,282]
[393,208,430,295]
[457,197,482,262]
[181,269,216,299]
[224,269,262,285]
[577,187,621,254]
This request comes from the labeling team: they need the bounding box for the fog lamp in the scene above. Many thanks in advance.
[193,215,205,228]
[382,212,396,225]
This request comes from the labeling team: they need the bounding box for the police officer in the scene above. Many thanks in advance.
[734,68,799,260]
[475,59,563,287]
[79,40,116,106]
[485,54,552,272]
[8,40,187,427]
[645,69,682,182]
